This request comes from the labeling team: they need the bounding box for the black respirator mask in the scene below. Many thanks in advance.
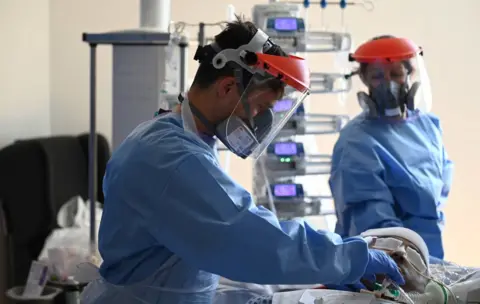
[356,60,421,118]
[358,81,421,118]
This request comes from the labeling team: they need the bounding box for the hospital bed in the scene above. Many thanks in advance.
[216,262,480,304]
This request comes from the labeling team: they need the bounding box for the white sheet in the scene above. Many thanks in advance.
[272,289,393,304]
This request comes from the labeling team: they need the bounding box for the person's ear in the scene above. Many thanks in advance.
[216,77,237,99]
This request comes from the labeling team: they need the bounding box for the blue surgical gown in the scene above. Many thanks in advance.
[95,112,371,303]
[329,111,453,259]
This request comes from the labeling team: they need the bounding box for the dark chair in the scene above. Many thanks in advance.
[77,133,110,204]
[0,134,110,296]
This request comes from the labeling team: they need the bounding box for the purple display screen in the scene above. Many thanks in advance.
[274,142,297,156]
[274,184,297,197]
[274,18,298,31]
[273,99,294,113]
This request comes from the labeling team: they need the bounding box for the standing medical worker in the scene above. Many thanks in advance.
[329,35,453,260]
[80,20,404,304]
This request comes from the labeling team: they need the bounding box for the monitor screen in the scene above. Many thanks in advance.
[274,184,297,197]
[273,99,294,113]
[274,18,298,31]
[274,142,297,156]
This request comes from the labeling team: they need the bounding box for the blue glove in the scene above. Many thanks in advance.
[364,249,405,285]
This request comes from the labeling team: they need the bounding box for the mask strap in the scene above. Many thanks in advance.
[370,237,428,273]
[187,102,217,135]
[210,42,222,53]
[180,95,199,136]
[406,82,421,111]
[357,91,378,118]
[370,237,403,252]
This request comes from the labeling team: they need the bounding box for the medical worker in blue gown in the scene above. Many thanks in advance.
[80,20,404,304]
[330,35,453,260]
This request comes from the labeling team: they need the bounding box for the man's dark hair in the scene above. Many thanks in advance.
[191,15,287,89]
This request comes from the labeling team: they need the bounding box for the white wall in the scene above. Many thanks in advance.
[49,0,138,140]
[2,0,480,266]
[0,0,50,146]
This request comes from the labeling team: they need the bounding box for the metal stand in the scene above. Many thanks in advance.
[88,44,98,253]
[82,30,171,254]
[198,23,206,46]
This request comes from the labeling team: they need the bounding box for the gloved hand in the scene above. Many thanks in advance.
[363,249,405,285]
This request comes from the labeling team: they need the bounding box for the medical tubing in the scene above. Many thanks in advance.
[403,255,456,304]
[291,0,375,11]
[395,286,415,304]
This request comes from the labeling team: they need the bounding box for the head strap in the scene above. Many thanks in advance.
[194,29,275,74]
[369,236,428,275]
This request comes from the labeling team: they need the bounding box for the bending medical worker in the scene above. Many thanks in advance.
[81,20,404,304]
[329,35,453,260]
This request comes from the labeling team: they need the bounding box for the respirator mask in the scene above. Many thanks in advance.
[357,64,422,118]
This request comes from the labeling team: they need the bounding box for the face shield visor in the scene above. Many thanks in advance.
[195,29,310,160]
[349,37,431,118]
[221,71,309,160]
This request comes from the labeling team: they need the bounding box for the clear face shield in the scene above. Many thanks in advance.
[193,28,310,160]
[350,37,431,118]
[221,74,309,160]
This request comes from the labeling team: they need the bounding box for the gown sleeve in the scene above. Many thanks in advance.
[142,152,370,285]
